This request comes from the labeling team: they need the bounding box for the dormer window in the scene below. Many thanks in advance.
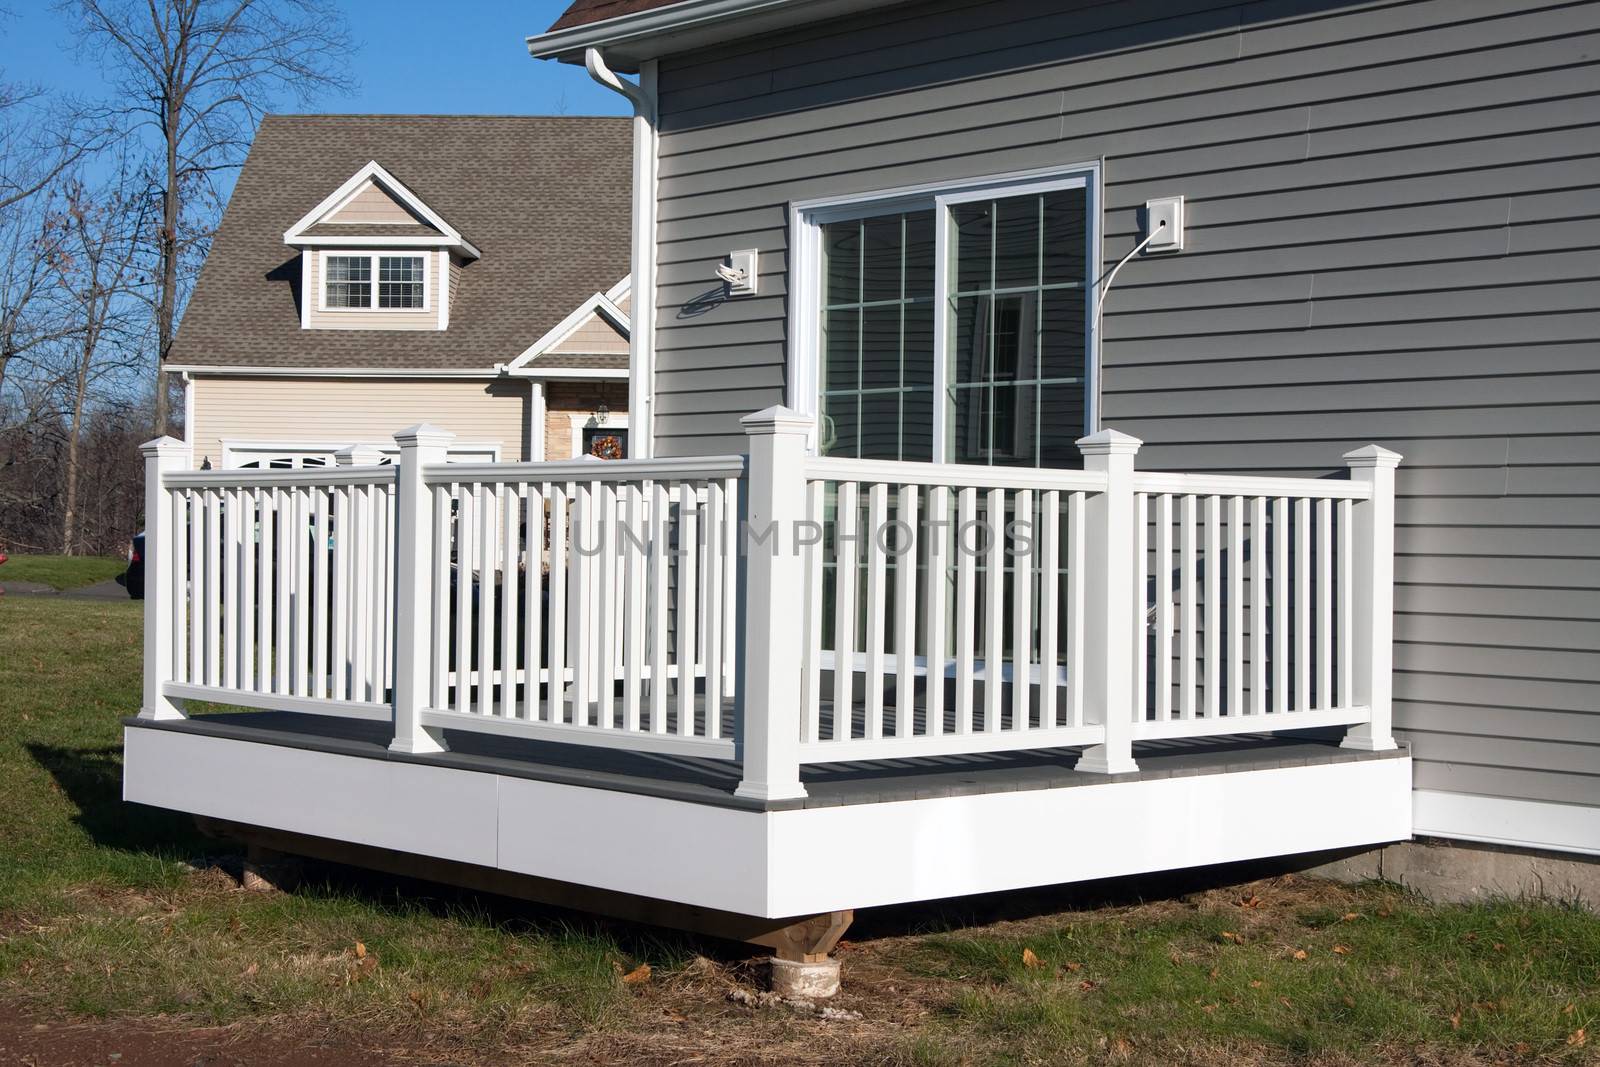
[320,252,428,312]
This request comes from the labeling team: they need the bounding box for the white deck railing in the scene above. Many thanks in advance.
[138,411,1399,801]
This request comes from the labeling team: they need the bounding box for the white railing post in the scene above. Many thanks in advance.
[734,406,811,801]
[1074,429,1143,774]
[138,436,192,721]
[1341,444,1402,752]
[390,424,454,754]
[335,444,385,467]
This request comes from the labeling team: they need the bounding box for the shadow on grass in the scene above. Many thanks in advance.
[26,741,213,860]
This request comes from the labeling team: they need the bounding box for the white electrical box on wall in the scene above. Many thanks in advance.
[718,248,759,296]
[1144,196,1185,253]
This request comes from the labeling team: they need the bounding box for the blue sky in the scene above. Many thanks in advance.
[2,1,628,196]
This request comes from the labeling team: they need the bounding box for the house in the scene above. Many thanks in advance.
[170,114,635,468]
[124,0,1597,997]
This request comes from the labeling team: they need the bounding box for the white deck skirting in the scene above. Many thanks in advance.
[125,725,1412,918]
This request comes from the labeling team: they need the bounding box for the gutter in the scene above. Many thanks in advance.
[526,0,907,66]
[585,48,659,458]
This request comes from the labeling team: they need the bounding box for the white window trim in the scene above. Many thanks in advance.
[786,160,1103,459]
[568,413,630,459]
[220,439,502,468]
[316,250,432,314]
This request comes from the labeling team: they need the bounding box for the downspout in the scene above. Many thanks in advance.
[586,48,658,459]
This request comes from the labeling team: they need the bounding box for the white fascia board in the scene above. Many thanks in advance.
[526,0,906,66]
[502,288,632,373]
[167,365,501,379]
[604,273,631,303]
[283,161,482,259]
[499,366,629,380]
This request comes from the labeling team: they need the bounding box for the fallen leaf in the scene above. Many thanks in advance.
[240,962,258,978]
[1341,912,1360,922]
[1292,949,1308,961]
[1279,996,1292,1007]
[1218,931,1241,944]
[1022,948,1043,969]
[1332,944,1351,955]
[353,941,367,959]
[1112,1037,1133,1055]
[1569,1029,1587,1048]
[1207,968,1219,980]
[1493,942,1505,951]
[621,963,652,985]
[1063,961,1082,973]
[1565,1003,1577,1015]
[1201,1003,1216,1014]
[408,991,425,1010]
[1342,995,1355,1008]
[1450,1011,1462,1031]
[1238,894,1262,909]
[1249,980,1263,989]
[1079,979,1098,992]
[228,916,241,935]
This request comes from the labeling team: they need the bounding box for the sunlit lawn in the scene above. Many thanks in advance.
[0,554,129,591]
[0,595,1595,1065]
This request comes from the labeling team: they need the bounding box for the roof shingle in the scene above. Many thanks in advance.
[547,0,688,32]
[173,114,632,371]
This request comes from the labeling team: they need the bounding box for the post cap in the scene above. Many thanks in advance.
[1075,428,1143,456]
[139,436,190,458]
[1343,444,1403,469]
[740,404,814,437]
[335,444,387,466]
[393,423,456,446]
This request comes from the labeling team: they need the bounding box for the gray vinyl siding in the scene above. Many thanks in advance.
[649,0,1600,829]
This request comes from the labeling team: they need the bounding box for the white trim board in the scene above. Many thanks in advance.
[1413,790,1600,857]
[123,724,1412,919]
[168,366,501,379]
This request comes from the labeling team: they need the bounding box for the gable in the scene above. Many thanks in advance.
[326,180,428,227]
[550,308,629,357]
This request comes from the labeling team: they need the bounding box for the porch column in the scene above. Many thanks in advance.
[1074,429,1143,774]
[138,435,192,721]
[390,424,455,754]
[1340,444,1403,752]
[734,406,812,802]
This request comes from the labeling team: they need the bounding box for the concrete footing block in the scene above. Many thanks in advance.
[769,957,840,999]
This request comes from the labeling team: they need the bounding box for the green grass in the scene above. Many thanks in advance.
[0,594,1595,1065]
[0,553,129,590]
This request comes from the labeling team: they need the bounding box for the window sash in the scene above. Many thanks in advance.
[802,167,1096,467]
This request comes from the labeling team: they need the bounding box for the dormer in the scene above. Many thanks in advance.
[283,161,480,332]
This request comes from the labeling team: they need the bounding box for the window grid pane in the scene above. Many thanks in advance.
[819,211,935,461]
[324,255,371,309]
[377,255,425,309]
[947,187,1086,468]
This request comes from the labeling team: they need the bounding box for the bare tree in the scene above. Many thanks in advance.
[42,176,146,554]
[0,208,68,404]
[64,0,353,436]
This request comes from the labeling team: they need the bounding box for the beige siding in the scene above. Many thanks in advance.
[550,310,629,356]
[191,375,532,466]
[616,289,632,315]
[325,181,419,225]
[545,381,628,460]
[309,249,442,331]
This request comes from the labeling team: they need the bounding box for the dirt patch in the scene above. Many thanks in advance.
[0,1013,389,1066]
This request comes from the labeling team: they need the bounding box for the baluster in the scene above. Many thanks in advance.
[312,489,329,699]
[546,483,568,724]
[646,481,666,732]
[922,485,950,738]
[1250,496,1268,716]
[223,488,240,690]
[1227,496,1244,718]
[477,483,497,717]
[1066,490,1086,729]
[893,484,918,737]
[703,479,725,738]
[1317,497,1333,712]
[982,488,1004,733]
[240,489,257,692]
[1273,497,1289,714]
[1037,490,1059,731]
[521,483,543,722]
[1179,493,1197,719]
[1295,497,1311,714]
[1011,489,1033,732]
[623,483,645,732]
[1203,496,1221,719]
[1154,493,1173,721]
[953,485,976,735]
[431,483,451,712]
[801,479,825,743]
[452,483,473,715]
[863,482,888,740]
[832,481,859,739]
[674,482,698,736]
[501,482,520,720]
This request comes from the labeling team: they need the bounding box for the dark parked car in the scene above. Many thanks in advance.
[126,531,145,599]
